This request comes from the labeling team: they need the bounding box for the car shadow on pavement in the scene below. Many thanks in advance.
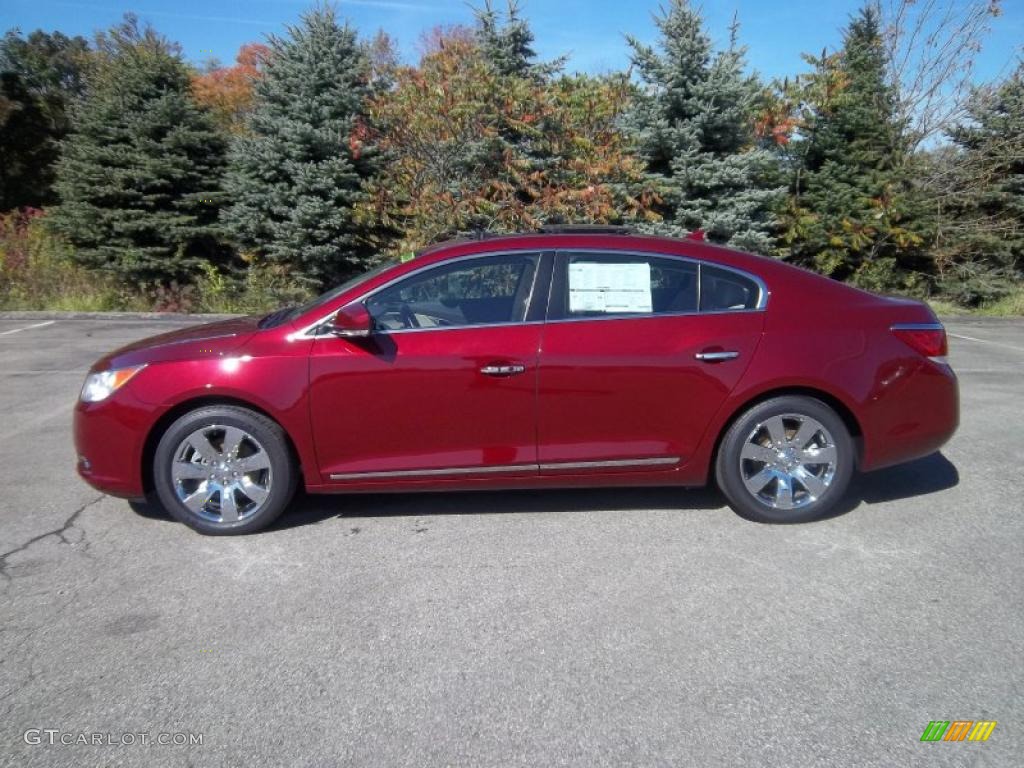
[816,451,960,521]
[128,452,959,531]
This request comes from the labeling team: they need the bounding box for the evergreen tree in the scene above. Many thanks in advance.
[0,71,56,210]
[222,7,377,288]
[937,64,1024,304]
[47,16,229,284]
[781,6,927,289]
[473,0,560,79]
[626,0,781,252]
[0,29,90,209]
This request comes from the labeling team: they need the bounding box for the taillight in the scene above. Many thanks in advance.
[891,324,947,358]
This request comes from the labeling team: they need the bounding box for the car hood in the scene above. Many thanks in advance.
[92,316,262,371]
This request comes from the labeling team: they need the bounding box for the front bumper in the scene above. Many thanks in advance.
[73,391,155,499]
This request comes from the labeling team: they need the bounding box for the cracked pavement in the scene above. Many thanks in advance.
[0,313,1022,767]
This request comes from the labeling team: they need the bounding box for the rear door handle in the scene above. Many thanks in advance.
[480,363,527,376]
[695,350,739,362]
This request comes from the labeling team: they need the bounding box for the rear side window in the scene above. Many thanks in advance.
[559,252,698,318]
[366,253,539,330]
[699,265,760,311]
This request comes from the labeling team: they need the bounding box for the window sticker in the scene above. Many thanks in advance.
[568,262,652,313]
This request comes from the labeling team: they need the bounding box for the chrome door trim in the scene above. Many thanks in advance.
[538,457,680,471]
[328,456,680,480]
[329,464,536,480]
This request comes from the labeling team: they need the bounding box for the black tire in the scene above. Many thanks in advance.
[153,405,297,535]
[715,395,854,524]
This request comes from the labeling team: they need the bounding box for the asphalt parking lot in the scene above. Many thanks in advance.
[0,313,1021,767]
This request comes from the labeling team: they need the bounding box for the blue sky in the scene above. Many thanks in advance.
[3,0,1022,84]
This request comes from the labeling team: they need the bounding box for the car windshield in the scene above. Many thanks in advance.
[259,260,399,328]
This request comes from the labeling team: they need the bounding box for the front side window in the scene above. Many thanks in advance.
[366,253,540,331]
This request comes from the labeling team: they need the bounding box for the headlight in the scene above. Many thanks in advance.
[80,365,146,403]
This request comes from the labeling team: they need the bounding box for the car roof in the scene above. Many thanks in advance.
[414,231,780,274]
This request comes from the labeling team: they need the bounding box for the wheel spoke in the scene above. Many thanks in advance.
[775,474,794,508]
[174,461,209,481]
[189,432,221,462]
[795,467,827,499]
[763,416,786,447]
[219,488,239,522]
[182,482,213,513]
[743,468,775,494]
[741,442,777,463]
[240,478,269,505]
[802,444,836,464]
[235,452,271,472]
[790,419,819,450]
[222,426,245,458]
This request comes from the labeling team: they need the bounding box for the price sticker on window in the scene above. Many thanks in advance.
[568,262,652,313]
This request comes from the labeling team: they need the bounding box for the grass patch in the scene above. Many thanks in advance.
[977,288,1024,317]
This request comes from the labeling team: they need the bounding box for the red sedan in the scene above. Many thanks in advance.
[74,229,959,534]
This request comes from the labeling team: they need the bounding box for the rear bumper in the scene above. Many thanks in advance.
[859,359,959,471]
[73,393,154,499]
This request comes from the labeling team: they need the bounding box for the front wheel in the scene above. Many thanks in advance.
[153,405,297,535]
[715,396,854,523]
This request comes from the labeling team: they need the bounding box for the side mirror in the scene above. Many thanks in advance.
[325,302,373,338]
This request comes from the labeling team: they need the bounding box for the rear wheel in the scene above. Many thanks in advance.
[153,406,297,535]
[715,396,854,523]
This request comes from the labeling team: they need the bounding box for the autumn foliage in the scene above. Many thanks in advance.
[363,32,657,257]
[191,43,269,134]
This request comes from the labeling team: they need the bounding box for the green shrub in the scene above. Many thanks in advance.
[193,259,314,314]
[0,209,140,310]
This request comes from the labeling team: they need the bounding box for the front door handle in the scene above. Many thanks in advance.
[480,363,526,376]
[695,350,739,362]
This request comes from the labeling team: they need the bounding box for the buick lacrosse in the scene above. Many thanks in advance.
[74,228,958,534]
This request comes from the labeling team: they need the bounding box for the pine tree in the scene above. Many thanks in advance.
[626,0,781,253]
[222,7,376,288]
[47,16,229,284]
[937,64,1024,304]
[781,6,927,289]
[473,0,560,79]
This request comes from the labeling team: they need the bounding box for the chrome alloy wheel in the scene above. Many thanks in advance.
[739,413,838,510]
[171,424,272,523]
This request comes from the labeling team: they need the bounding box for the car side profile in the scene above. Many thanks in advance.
[74,228,959,534]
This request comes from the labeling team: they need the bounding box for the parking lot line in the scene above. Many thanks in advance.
[948,332,1024,353]
[0,320,57,336]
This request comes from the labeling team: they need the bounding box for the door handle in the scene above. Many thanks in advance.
[480,363,526,376]
[695,350,739,362]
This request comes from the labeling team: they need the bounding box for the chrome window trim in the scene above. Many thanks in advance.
[329,456,680,480]
[290,247,769,340]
